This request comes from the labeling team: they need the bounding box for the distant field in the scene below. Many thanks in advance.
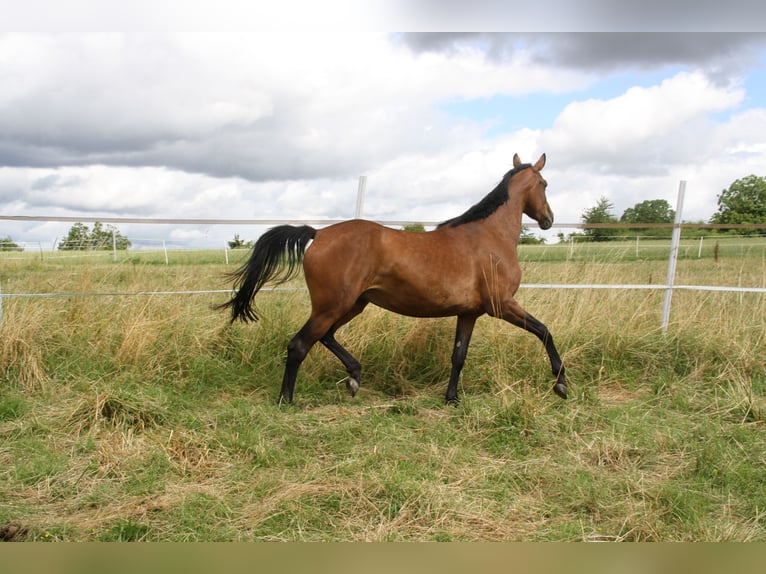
[4,234,765,268]
[519,235,766,263]
[1,238,764,541]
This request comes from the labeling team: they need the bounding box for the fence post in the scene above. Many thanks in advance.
[662,181,686,334]
[355,175,367,219]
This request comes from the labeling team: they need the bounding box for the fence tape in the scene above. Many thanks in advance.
[1,284,764,299]
[2,213,766,229]
[522,283,766,293]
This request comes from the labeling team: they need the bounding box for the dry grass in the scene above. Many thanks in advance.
[1,245,765,541]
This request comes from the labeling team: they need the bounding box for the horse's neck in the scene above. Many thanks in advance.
[481,192,524,246]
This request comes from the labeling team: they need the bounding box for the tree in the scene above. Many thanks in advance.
[58,222,91,250]
[0,236,22,251]
[620,199,675,238]
[710,174,766,235]
[581,197,619,242]
[91,222,131,250]
[58,222,131,250]
[403,224,425,232]
[519,226,546,244]
[621,199,675,225]
[227,234,253,249]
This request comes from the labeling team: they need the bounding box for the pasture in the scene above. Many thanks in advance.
[1,237,765,541]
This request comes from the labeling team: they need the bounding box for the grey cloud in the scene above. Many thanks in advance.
[0,62,459,183]
[401,32,766,81]
[31,174,61,190]
[392,0,766,31]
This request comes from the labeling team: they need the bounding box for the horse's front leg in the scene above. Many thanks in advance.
[445,314,478,404]
[499,299,567,399]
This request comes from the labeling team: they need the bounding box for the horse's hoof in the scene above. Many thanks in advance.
[445,396,460,406]
[553,382,568,400]
[346,378,360,397]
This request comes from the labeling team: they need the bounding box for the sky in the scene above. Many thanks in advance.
[1,2,766,250]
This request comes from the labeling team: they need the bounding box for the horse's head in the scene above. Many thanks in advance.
[514,153,554,230]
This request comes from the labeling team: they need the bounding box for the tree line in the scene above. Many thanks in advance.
[56,222,132,250]
[572,174,766,242]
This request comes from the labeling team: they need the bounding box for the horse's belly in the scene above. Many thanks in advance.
[363,280,480,318]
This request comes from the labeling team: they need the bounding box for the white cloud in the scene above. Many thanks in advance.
[541,71,745,172]
[1,33,764,249]
[0,33,591,179]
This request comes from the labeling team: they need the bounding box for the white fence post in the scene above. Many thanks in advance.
[355,175,367,219]
[662,181,686,334]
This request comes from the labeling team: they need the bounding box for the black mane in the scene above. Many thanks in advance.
[437,163,531,228]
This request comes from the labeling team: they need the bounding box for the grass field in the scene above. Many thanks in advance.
[1,238,765,541]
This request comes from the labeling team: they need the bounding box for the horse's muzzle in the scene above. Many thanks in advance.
[539,215,553,230]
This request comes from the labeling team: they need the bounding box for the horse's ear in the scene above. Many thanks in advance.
[533,153,546,171]
[513,153,521,167]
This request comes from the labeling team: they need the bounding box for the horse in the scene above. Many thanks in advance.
[218,153,567,404]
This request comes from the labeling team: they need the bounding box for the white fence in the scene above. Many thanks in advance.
[2,182,766,331]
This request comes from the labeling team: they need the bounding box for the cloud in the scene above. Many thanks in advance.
[540,71,745,174]
[1,30,764,249]
[0,34,275,166]
[392,2,766,32]
[0,32,587,182]
[4,0,764,34]
[401,33,766,83]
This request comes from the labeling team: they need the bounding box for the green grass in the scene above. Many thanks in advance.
[518,235,766,263]
[1,242,765,541]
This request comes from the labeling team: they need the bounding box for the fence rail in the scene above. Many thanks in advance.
[2,283,765,301]
[2,213,766,230]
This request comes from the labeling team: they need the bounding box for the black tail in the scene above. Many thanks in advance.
[218,225,316,323]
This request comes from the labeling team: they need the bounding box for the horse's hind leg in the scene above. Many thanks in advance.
[279,315,335,404]
[279,325,313,405]
[321,333,362,397]
[280,301,368,404]
[320,300,368,397]
[500,299,567,399]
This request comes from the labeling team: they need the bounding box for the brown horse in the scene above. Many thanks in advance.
[219,153,567,404]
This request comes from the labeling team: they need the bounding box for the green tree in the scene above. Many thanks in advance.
[581,197,619,242]
[58,222,91,250]
[91,222,131,250]
[620,199,675,237]
[0,236,23,251]
[58,222,131,250]
[519,226,546,244]
[621,199,675,224]
[403,224,425,232]
[228,234,253,249]
[710,174,766,235]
